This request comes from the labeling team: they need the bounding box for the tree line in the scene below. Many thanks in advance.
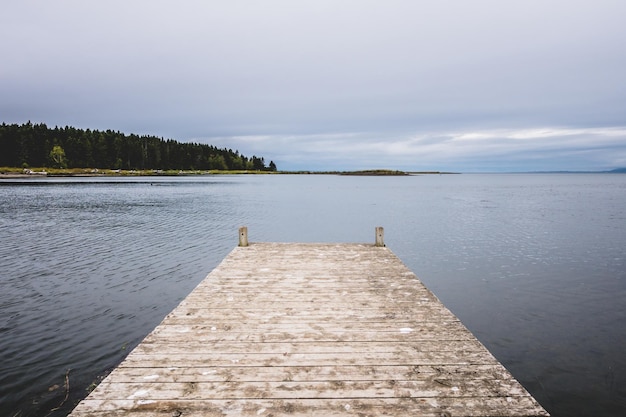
[0,122,277,171]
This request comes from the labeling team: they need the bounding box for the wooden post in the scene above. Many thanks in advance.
[375,226,385,247]
[238,226,249,247]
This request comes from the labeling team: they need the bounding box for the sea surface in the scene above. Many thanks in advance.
[1,173,624,417]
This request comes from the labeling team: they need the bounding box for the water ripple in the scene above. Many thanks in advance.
[1,174,625,417]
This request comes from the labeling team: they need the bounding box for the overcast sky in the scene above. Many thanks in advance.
[2,1,626,171]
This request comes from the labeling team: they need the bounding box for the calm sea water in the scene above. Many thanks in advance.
[1,174,624,417]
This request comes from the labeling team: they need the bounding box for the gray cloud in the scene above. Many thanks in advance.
[2,0,626,171]
[207,127,626,171]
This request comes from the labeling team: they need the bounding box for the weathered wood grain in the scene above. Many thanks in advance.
[70,397,547,417]
[69,243,549,416]
[104,364,519,383]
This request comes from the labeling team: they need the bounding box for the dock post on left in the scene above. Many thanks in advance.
[238,226,248,247]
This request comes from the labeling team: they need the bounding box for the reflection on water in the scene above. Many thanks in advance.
[0,174,625,417]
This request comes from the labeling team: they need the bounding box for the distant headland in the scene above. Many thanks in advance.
[0,168,458,178]
[0,122,277,172]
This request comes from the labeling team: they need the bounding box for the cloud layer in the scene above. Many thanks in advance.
[2,1,626,171]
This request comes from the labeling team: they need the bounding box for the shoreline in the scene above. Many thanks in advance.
[1,168,458,178]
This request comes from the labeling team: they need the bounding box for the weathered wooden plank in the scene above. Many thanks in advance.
[68,242,549,417]
[89,379,533,400]
[178,296,433,308]
[132,340,487,354]
[118,350,500,368]
[147,320,472,334]
[103,364,518,384]
[161,317,463,327]
[70,397,548,417]
[144,328,478,343]
[165,305,458,322]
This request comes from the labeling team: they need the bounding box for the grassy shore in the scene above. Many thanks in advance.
[1,167,457,178]
[0,167,280,177]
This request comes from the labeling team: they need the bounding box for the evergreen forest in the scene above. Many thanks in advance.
[0,122,277,171]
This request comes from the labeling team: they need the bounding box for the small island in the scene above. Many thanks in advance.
[339,169,410,176]
[338,170,457,176]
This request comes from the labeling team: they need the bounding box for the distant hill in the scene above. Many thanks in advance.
[608,167,626,173]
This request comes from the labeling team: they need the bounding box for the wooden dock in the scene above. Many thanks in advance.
[69,228,549,416]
